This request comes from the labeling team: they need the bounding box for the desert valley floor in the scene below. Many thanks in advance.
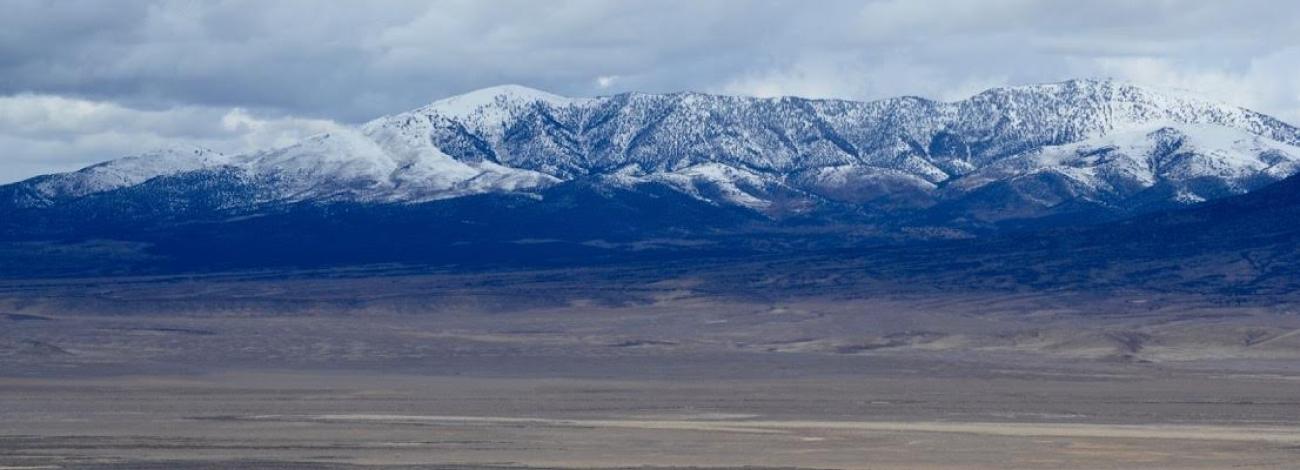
[2,267,1300,469]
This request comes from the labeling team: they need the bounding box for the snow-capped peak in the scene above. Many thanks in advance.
[410,84,585,128]
[436,84,573,107]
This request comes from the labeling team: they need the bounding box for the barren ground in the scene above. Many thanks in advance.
[1,270,1298,468]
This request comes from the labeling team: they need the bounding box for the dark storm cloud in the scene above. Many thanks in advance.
[2,0,1300,182]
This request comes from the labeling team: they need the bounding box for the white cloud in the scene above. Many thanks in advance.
[0,94,344,183]
[595,75,619,89]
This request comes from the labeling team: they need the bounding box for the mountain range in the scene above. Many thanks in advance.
[3,78,1300,278]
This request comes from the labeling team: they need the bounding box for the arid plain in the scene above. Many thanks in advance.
[2,266,1300,469]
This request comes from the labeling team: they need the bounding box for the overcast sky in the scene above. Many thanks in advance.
[3,0,1300,182]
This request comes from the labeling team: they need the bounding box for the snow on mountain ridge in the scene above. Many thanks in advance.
[402,84,592,137]
[29,147,228,204]
[943,123,1300,215]
[234,127,558,203]
[960,79,1298,146]
[8,79,1300,220]
[340,78,1300,185]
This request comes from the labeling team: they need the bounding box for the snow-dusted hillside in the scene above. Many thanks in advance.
[13,148,230,208]
[5,78,1300,227]
[939,123,1300,219]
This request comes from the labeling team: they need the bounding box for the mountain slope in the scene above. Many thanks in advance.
[3,147,230,208]
[930,123,1300,222]
[677,171,1300,299]
[3,78,1300,257]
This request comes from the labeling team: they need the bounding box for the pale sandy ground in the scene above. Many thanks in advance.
[2,371,1300,469]
[257,414,1300,443]
[3,279,1300,469]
